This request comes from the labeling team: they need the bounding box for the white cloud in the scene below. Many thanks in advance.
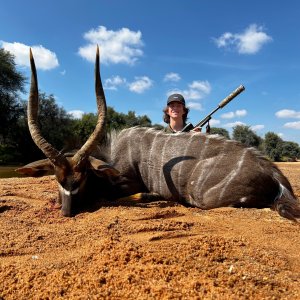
[187,102,203,111]
[221,112,235,119]
[213,24,272,54]
[224,121,246,128]
[104,75,127,90]
[184,80,211,100]
[104,74,153,93]
[168,80,211,102]
[251,124,265,131]
[165,80,212,115]
[188,80,211,95]
[183,89,204,100]
[78,26,144,65]
[283,121,300,129]
[275,109,300,118]
[164,72,181,82]
[214,32,233,48]
[1,41,59,70]
[128,76,153,93]
[68,110,85,119]
[210,119,221,126]
[278,133,284,138]
[235,109,247,117]
[166,89,181,97]
[221,109,247,119]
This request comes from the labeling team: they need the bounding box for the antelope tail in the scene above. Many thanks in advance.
[274,183,300,221]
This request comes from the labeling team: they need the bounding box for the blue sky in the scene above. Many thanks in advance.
[1,0,300,144]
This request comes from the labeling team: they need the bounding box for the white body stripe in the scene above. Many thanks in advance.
[177,134,195,188]
[147,130,161,190]
[197,140,229,195]
[218,148,248,201]
[159,134,172,194]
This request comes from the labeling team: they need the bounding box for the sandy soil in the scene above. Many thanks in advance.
[0,162,300,299]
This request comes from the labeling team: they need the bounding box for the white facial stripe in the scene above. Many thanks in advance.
[58,184,79,196]
[71,188,79,195]
[240,197,247,203]
[59,184,70,196]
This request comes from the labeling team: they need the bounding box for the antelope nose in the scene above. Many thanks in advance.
[61,209,74,217]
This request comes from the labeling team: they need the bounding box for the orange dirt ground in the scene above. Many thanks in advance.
[0,162,300,299]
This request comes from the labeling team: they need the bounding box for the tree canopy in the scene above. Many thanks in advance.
[209,127,230,139]
[263,132,283,162]
[0,48,26,143]
[281,141,300,161]
[1,47,299,164]
[232,125,262,148]
[72,107,152,147]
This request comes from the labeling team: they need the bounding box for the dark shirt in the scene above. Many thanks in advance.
[163,124,191,133]
[163,125,176,133]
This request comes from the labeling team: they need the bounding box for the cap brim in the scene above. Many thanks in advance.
[167,100,184,105]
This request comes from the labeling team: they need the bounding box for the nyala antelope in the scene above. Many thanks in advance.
[17,46,300,221]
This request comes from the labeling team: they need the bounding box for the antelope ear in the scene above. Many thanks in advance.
[88,156,120,178]
[15,159,54,177]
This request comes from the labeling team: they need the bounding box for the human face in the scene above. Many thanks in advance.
[167,102,184,120]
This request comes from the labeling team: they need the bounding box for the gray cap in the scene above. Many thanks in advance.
[167,93,185,105]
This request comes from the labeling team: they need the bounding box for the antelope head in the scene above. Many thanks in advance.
[16,46,119,217]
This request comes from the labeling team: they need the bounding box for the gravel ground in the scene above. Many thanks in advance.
[0,162,300,299]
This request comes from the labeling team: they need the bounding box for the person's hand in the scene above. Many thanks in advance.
[192,127,202,132]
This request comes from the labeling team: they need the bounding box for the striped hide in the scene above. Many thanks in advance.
[105,127,300,221]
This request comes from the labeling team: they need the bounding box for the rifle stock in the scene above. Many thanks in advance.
[181,85,245,132]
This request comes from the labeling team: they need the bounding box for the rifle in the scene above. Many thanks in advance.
[181,85,245,132]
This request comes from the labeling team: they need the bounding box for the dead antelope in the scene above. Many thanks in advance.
[17,47,300,221]
[17,46,120,216]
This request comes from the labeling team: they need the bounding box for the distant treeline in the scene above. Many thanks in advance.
[1,91,299,165]
[1,48,299,164]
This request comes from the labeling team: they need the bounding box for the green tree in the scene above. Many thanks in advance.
[152,124,164,130]
[0,48,26,143]
[107,107,151,131]
[232,125,262,148]
[72,107,153,147]
[263,132,283,161]
[125,111,152,127]
[15,93,74,163]
[71,113,99,146]
[281,141,300,161]
[107,107,126,131]
[210,127,230,139]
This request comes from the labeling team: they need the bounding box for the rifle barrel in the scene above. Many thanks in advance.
[194,85,245,129]
[218,85,245,108]
[181,85,245,132]
[194,107,219,128]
